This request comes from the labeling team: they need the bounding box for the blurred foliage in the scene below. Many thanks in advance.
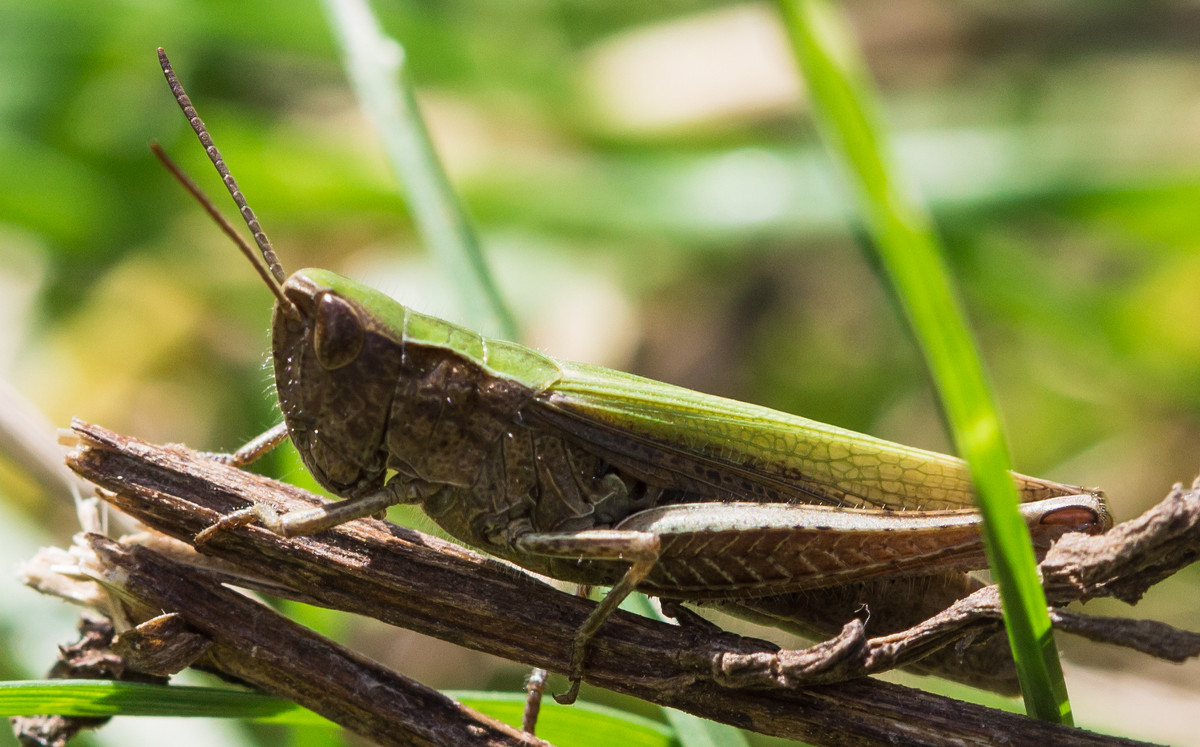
[3,1,1200,745]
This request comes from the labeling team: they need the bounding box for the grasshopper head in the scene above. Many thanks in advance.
[272,269,408,499]
[152,50,425,499]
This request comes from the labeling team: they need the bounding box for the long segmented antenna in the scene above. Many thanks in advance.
[150,143,297,315]
[157,47,291,290]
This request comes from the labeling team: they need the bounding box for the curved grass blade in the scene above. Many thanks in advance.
[774,0,1072,724]
[319,0,519,339]
[0,680,677,746]
[0,680,321,723]
[452,691,676,747]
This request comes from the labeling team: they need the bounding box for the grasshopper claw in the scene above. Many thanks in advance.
[552,625,593,705]
[194,503,284,544]
[553,677,582,706]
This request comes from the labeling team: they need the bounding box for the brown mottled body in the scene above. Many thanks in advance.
[254,269,1108,704]
[270,273,1103,601]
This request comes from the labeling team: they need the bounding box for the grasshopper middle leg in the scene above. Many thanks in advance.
[514,529,661,704]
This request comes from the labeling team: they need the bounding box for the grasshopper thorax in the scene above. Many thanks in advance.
[271,268,564,502]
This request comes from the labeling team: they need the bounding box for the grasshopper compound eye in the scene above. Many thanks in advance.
[313,293,365,370]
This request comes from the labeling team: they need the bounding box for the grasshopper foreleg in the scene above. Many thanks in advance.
[513,529,661,704]
[195,477,420,544]
[200,422,290,467]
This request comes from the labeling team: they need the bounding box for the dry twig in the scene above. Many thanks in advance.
[25,420,1200,746]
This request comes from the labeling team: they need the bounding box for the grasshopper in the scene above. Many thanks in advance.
[154,49,1109,703]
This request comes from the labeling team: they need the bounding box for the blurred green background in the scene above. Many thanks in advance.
[2,1,1200,744]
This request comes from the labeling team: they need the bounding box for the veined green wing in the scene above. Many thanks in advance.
[528,360,1084,511]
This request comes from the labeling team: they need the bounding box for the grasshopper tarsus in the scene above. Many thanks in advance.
[562,550,660,704]
[193,504,281,545]
[553,679,581,706]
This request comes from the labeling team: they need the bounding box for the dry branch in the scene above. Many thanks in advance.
[87,536,546,747]
[29,420,1200,746]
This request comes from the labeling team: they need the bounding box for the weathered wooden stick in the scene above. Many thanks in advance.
[52,419,1191,746]
[87,536,548,747]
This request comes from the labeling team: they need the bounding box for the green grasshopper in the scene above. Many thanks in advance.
[155,49,1108,703]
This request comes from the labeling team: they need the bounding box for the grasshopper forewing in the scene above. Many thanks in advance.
[155,48,1109,704]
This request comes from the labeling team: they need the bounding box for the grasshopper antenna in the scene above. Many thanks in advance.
[157,48,295,306]
[150,142,297,317]
[158,47,284,283]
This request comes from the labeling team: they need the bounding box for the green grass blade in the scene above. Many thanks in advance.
[450,691,676,747]
[0,680,325,723]
[0,680,677,746]
[320,0,519,340]
[774,0,1071,724]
